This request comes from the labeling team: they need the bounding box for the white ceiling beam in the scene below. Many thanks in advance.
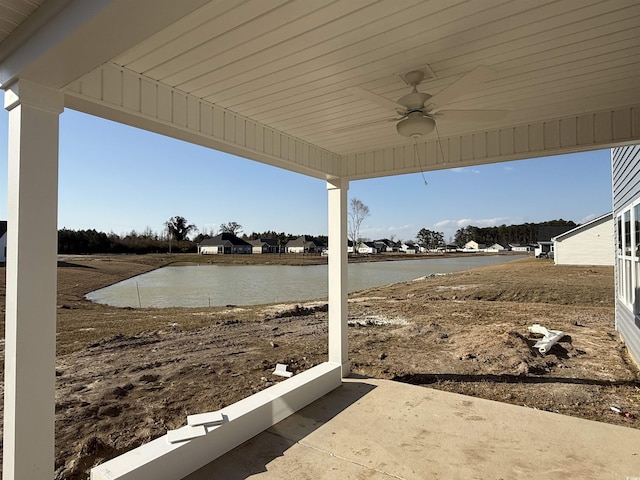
[64,64,340,180]
[340,105,640,180]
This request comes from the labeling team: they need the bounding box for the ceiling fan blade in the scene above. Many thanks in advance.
[428,66,496,107]
[330,116,401,134]
[346,86,404,112]
[435,109,508,122]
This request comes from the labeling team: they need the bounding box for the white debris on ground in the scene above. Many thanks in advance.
[412,273,449,281]
[348,315,409,327]
[262,301,327,317]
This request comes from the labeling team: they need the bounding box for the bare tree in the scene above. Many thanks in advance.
[219,221,243,236]
[348,198,370,254]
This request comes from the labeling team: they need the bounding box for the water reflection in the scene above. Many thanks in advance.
[86,255,517,308]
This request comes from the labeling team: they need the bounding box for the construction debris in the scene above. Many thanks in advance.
[273,363,293,378]
[528,324,565,354]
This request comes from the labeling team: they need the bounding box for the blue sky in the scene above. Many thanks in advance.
[0,107,612,243]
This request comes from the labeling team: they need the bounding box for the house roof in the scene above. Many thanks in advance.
[0,221,6,238]
[286,236,322,248]
[553,213,613,242]
[199,233,251,247]
[537,226,576,242]
[4,1,637,183]
[249,238,278,247]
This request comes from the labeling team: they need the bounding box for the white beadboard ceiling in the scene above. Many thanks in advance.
[0,0,44,42]
[108,0,640,156]
[3,0,640,179]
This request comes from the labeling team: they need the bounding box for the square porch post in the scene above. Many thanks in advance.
[3,80,63,479]
[327,178,349,377]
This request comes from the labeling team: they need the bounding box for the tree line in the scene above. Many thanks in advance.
[58,228,196,254]
[57,216,329,255]
[413,219,578,250]
[452,219,577,246]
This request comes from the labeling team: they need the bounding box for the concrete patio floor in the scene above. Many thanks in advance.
[185,377,640,480]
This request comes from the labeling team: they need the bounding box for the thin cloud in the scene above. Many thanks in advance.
[361,224,415,241]
[451,167,481,174]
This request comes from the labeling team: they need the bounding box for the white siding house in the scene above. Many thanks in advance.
[0,221,6,263]
[463,240,486,252]
[286,236,324,253]
[358,241,378,254]
[534,242,554,258]
[510,244,534,252]
[553,213,614,266]
[400,243,418,254]
[249,238,279,254]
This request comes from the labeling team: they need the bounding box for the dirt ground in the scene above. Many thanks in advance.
[0,253,639,480]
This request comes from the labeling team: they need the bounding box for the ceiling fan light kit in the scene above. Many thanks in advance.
[396,112,435,138]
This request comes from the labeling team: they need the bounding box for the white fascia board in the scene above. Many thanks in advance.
[64,64,341,179]
[553,212,613,242]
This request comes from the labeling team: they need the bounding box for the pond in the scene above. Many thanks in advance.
[86,255,518,308]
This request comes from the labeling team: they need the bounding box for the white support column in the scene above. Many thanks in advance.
[3,80,63,480]
[327,178,349,377]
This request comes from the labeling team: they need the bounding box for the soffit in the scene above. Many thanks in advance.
[0,0,45,44]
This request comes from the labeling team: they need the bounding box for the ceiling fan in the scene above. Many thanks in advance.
[346,66,507,138]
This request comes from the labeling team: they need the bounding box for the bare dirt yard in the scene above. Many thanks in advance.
[0,253,638,479]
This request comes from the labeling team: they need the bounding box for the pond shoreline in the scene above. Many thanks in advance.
[86,255,520,309]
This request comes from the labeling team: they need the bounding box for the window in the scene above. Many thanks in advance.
[625,211,632,256]
[618,216,623,255]
[617,201,640,312]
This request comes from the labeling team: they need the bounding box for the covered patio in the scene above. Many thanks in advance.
[1,1,639,478]
[188,377,640,479]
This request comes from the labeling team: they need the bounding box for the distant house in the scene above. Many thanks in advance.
[0,221,7,263]
[286,236,324,253]
[400,242,418,254]
[249,238,280,254]
[374,239,398,252]
[534,241,554,258]
[463,240,486,252]
[437,244,458,253]
[358,241,378,254]
[509,243,534,252]
[373,240,388,252]
[198,233,252,254]
[347,240,355,254]
[485,243,509,252]
[553,213,614,266]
